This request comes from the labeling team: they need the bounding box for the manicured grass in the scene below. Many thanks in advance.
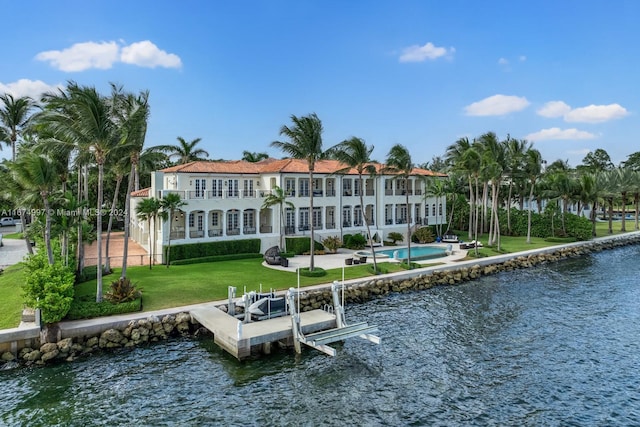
[75,259,407,312]
[1,232,23,239]
[0,264,26,329]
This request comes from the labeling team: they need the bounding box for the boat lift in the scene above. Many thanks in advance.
[287,281,380,357]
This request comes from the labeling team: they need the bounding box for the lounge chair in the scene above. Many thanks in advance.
[441,233,459,243]
[264,246,283,265]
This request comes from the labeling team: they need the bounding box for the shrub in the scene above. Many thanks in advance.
[342,234,353,248]
[367,264,387,275]
[66,296,142,320]
[322,236,342,253]
[105,277,142,303]
[297,267,327,277]
[412,227,435,243]
[387,232,404,244]
[164,239,261,262]
[285,237,323,255]
[345,234,366,250]
[23,253,75,324]
[171,253,262,265]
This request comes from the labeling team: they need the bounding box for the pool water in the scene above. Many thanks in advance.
[364,245,446,261]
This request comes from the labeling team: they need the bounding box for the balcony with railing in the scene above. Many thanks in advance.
[227,228,240,236]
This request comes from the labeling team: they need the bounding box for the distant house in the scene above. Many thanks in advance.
[131,158,447,262]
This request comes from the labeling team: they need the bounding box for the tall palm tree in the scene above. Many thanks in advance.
[242,150,269,162]
[385,144,415,268]
[156,136,209,165]
[113,88,150,279]
[614,167,635,232]
[261,186,294,253]
[505,137,530,235]
[43,82,117,302]
[271,113,325,271]
[478,132,506,249]
[424,177,447,237]
[0,93,36,162]
[9,153,58,264]
[446,137,480,240]
[136,197,164,269]
[328,136,380,273]
[160,192,186,268]
[523,148,543,243]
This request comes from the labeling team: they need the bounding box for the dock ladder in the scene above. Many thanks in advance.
[287,281,380,357]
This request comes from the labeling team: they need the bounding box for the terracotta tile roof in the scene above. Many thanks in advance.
[161,160,262,174]
[160,158,446,177]
[131,187,150,197]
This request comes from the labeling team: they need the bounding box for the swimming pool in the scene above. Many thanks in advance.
[357,245,446,261]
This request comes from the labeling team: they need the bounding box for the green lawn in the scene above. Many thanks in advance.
[1,221,637,330]
[75,260,407,313]
[0,264,26,328]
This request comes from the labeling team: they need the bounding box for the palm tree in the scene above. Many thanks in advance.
[328,136,380,273]
[160,193,186,268]
[156,136,209,165]
[271,113,325,271]
[385,144,415,268]
[424,177,447,237]
[38,82,117,302]
[505,137,530,235]
[478,132,506,249]
[113,89,150,279]
[614,167,635,232]
[242,151,269,162]
[9,153,58,264]
[446,137,480,240]
[261,186,294,253]
[0,93,36,162]
[523,148,543,243]
[136,197,164,269]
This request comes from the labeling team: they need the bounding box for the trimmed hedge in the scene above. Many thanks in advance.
[66,296,142,320]
[164,239,261,263]
[298,267,327,277]
[285,237,324,255]
[171,253,262,265]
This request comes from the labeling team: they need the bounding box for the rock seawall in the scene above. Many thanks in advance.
[294,234,640,311]
[0,313,207,370]
[2,233,639,369]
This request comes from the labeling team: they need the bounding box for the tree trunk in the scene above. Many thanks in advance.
[405,183,411,268]
[309,170,315,271]
[96,161,104,303]
[43,197,54,265]
[104,175,123,274]
[121,164,135,279]
[620,192,627,232]
[360,174,378,273]
[526,180,535,244]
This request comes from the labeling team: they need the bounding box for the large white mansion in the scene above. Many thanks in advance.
[130,158,447,262]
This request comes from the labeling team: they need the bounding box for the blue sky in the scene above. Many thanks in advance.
[2,1,638,167]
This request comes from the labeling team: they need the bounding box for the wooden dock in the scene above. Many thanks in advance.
[190,306,336,360]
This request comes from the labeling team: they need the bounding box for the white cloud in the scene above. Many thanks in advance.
[524,127,597,141]
[0,79,61,101]
[498,57,509,65]
[536,101,629,123]
[35,41,120,72]
[537,101,572,118]
[519,55,527,62]
[399,42,454,62]
[464,94,530,116]
[564,103,628,123]
[35,40,182,71]
[120,40,182,68]
[568,148,592,157]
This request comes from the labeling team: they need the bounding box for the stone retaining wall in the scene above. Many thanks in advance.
[0,313,207,370]
[2,233,639,369]
[293,233,640,311]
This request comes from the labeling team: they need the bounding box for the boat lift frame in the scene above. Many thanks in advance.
[287,281,380,357]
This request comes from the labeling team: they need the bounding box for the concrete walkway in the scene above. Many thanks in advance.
[0,234,30,269]
[263,242,468,272]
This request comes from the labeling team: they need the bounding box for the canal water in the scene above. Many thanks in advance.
[2,246,640,426]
